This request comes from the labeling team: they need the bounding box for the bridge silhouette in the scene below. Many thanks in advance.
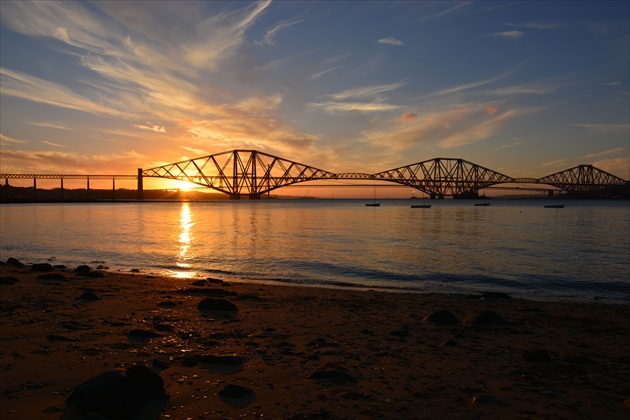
[140,150,628,199]
[2,149,628,200]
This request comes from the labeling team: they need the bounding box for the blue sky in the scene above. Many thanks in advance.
[1,1,628,183]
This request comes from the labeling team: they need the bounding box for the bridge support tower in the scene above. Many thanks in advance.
[137,168,144,201]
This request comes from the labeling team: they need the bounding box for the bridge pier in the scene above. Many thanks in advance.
[228,193,262,199]
[137,168,144,201]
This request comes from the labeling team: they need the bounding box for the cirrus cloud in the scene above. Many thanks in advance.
[377,37,404,46]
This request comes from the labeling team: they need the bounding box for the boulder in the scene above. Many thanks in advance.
[7,257,26,268]
[66,365,167,419]
[31,263,54,272]
[423,310,458,325]
[74,265,92,275]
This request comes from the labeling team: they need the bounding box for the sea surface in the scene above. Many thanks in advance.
[1,199,629,303]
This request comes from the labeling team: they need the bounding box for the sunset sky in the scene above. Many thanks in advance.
[1,1,629,186]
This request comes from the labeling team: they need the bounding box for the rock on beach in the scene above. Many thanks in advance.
[65,365,168,418]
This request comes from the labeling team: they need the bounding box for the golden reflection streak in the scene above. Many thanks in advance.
[172,202,196,279]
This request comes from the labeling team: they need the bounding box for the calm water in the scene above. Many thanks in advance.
[1,199,629,302]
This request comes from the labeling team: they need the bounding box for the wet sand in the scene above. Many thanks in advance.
[1,261,629,419]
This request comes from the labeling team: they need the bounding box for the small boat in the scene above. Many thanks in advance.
[474,203,491,206]
[411,204,431,208]
[365,185,380,207]
[544,204,565,208]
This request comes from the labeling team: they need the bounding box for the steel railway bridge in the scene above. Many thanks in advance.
[2,149,628,199]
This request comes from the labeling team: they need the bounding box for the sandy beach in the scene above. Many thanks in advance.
[1,259,629,419]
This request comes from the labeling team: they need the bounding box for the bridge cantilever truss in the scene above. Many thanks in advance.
[142,150,337,199]
[536,164,628,197]
[371,158,514,199]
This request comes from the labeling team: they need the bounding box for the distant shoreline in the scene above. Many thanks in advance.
[3,196,629,204]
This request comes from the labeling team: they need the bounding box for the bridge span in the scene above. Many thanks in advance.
[139,150,628,199]
[2,149,628,199]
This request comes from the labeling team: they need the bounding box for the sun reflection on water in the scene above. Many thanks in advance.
[172,202,197,278]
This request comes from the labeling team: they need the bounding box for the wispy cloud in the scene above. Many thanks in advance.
[42,140,67,148]
[592,157,630,179]
[29,121,74,131]
[422,74,506,98]
[418,2,472,21]
[542,159,567,168]
[491,31,524,38]
[486,84,554,95]
[308,101,402,113]
[258,19,305,46]
[255,47,325,71]
[133,123,167,133]
[0,134,28,145]
[359,103,525,152]
[493,139,523,151]
[0,68,125,118]
[322,53,353,65]
[583,147,626,159]
[439,109,525,148]
[310,67,339,80]
[180,145,210,156]
[507,22,562,30]
[573,123,629,131]
[328,81,407,101]
[0,147,147,174]
[377,37,404,46]
[0,0,322,168]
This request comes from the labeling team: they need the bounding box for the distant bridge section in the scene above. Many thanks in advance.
[537,164,628,197]
[2,149,628,200]
[371,158,514,199]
